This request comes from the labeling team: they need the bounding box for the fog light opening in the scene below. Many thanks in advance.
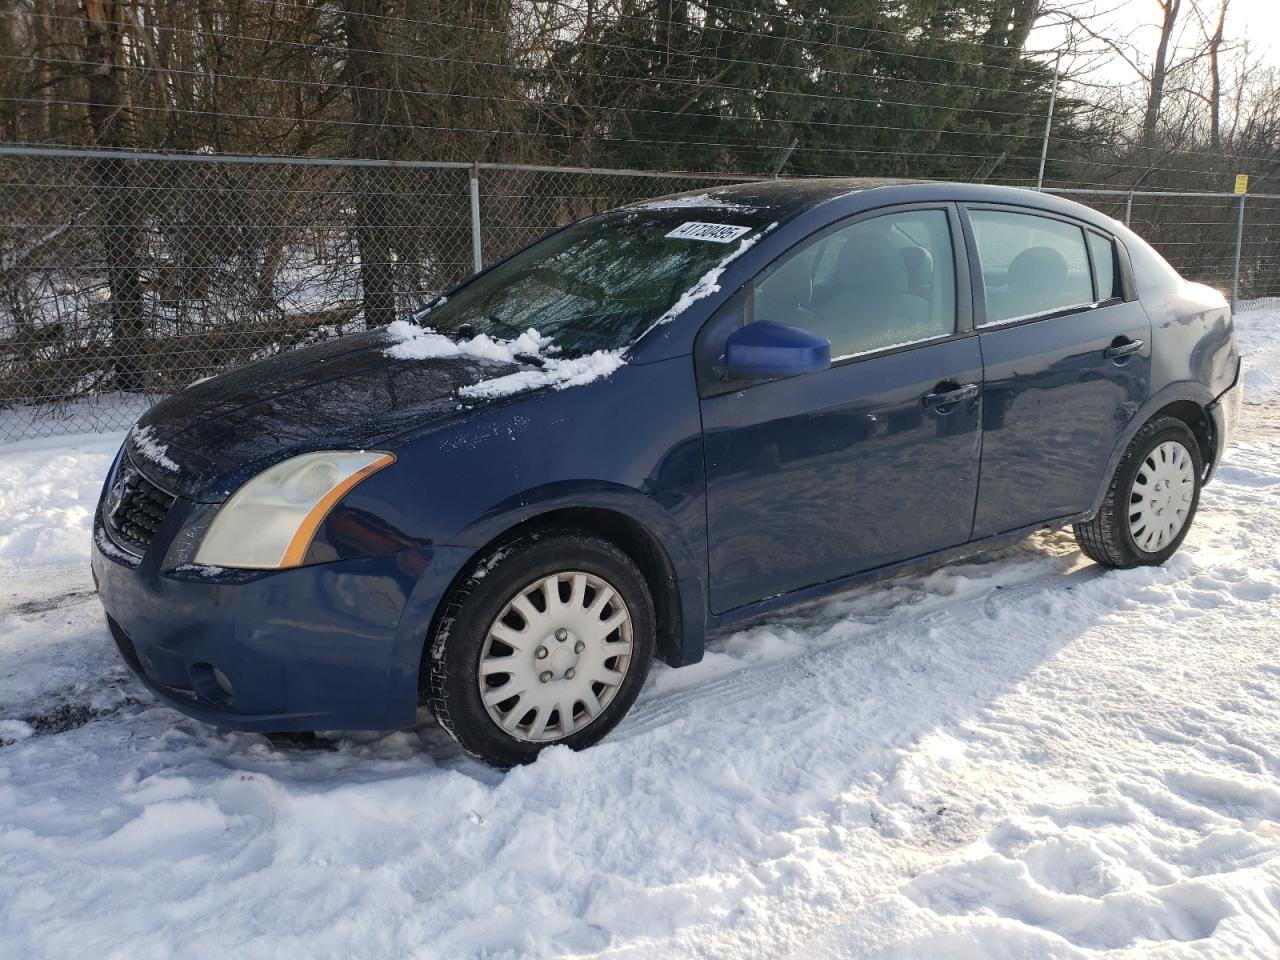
[212,667,234,699]
[189,662,235,705]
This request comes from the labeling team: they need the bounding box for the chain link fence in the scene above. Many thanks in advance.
[2,146,1277,443]
[0,148,751,441]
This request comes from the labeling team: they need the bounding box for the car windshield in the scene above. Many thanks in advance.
[413,203,777,356]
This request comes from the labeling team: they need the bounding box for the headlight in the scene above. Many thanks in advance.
[194,450,395,569]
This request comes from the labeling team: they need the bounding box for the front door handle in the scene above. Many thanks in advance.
[1103,337,1144,360]
[922,381,979,411]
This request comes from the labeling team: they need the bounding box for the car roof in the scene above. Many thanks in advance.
[635,177,914,219]
[643,178,1124,235]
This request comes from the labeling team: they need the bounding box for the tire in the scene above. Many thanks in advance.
[1073,415,1203,569]
[424,531,655,767]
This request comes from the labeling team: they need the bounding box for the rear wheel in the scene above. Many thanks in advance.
[424,532,654,767]
[1073,415,1203,568]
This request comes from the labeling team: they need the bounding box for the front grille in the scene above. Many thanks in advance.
[102,454,176,557]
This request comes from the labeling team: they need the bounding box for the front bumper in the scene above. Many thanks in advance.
[92,503,472,732]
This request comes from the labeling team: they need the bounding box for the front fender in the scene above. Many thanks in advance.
[368,356,710,699]
[446,481,710,668]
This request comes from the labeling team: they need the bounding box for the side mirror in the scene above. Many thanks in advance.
[719,321,831,381]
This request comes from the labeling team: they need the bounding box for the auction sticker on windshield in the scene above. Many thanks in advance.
[665,221,753,243]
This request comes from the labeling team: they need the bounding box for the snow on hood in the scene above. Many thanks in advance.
[127,424,178,472]
[457,349,626,400]
[384,319,549,363]
[383,320,625,400]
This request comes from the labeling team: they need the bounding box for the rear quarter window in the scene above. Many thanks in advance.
[1088,232,1119,300]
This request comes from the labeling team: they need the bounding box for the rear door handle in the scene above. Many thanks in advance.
[922,382,979,410]
[1104,337,1144,360]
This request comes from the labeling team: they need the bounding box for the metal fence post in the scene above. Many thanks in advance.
[1035,52,1061,191]
[469,163,483,274]
[1232,192,1246,305]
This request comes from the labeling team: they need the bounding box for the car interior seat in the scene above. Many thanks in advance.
[808,233,931,353]
[898,245,934,298]
[993,245,1070,321]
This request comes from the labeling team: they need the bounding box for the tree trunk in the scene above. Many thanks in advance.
[1143,0,1182,151]
[344,0,397,329]
[1207,0,1229,148]
[82,0,147,392]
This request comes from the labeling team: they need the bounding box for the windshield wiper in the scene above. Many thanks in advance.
[484,314,526,338]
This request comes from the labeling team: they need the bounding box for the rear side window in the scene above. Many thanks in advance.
[969,210,1094,326]
[753,209,956,359]
[1088,231,1119,301]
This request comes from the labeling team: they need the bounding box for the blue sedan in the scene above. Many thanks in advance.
[92,180,1243,766]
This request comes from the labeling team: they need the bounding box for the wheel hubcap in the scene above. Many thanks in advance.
[477,571,634,742]
[1128,440,1195,553]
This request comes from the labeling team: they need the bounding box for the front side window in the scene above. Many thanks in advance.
[753,209,957,359]
[969,210,1095,325]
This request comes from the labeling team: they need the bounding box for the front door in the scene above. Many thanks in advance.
[699,205,983,614]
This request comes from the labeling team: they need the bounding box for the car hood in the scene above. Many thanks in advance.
[128,330,522,501]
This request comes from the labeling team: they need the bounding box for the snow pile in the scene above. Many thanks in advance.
[1235,300,1280,400]
[0,432,121,571]
[127,424,178,472]
[0,306,1279,957]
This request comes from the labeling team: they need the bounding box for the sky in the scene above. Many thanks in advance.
[1030,0,1280,86]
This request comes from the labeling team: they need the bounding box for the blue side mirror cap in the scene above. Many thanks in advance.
[720,321,832,381]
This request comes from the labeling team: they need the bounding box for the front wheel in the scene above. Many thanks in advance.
[1073,415,1203,568]
[424,532,654,767]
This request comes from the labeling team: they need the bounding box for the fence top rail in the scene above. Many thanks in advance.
[1040,186,1280,201]
[5,146,1277,197]
[0,144,768,182]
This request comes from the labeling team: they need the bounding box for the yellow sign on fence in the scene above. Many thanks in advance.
[1235,173,1249,195]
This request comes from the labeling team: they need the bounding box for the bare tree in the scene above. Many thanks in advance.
[1142,0,1182,149]
[1200,0,1230,147]
[343,0,398,329]
[82,0,147,391]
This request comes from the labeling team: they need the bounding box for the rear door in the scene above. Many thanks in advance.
[699,204,983,614]
[963,206,1151,537]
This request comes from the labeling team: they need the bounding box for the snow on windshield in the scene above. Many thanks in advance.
[647,229,767,331]
[383,219,772,400]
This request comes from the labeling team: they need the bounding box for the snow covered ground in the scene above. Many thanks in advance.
[1,307,1279,959]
